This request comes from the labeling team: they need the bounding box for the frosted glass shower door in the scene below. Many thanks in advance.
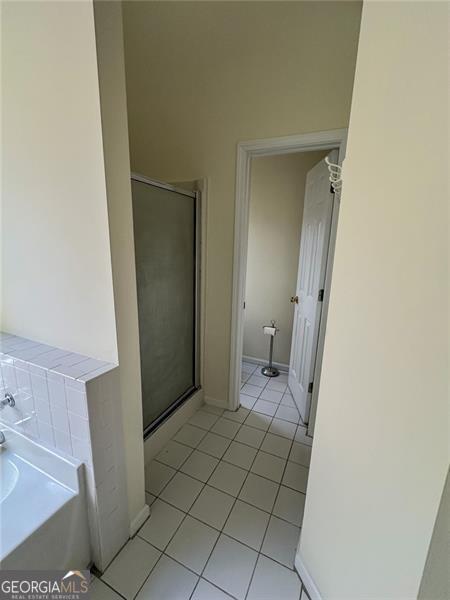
[131,175,200,435]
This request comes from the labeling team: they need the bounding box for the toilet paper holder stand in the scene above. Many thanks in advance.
[261,320,280,378]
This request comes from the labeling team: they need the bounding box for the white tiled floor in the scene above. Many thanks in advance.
[93,361,313,600]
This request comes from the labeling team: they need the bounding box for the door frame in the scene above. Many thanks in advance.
[229,129,347,414]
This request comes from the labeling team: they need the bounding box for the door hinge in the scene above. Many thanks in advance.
[243,301,246,309]
[308,381,314,394]
[318,289,324,302]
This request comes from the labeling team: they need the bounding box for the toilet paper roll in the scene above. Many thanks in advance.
[263,326,277,336]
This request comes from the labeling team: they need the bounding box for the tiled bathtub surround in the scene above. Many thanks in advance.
[0,332,128,571]
[0,332,110,463]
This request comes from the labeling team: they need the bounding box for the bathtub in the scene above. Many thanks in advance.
[0,425,90,569]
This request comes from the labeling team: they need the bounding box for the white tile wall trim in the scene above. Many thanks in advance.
[0,332,128,571]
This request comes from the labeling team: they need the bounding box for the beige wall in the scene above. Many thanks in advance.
[1,1,117,363]
[122,0,362,406]
[299,2,449,598]
[244,151,327,365]
[93,1,146,532]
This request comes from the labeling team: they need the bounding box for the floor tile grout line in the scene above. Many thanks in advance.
[137,479,301,591]
[258,546,303,573]
[243,367,289,385]
[198,539,299,600]
[162,512,208,569]
[148,428,210,494]
[211,396,309,524]
[203,425,272,600]
[147,418,309,496]
[132,518,302,599]
[241,388,304,418]
[131,496,201,599]
[259,405,304,428]
[183,429,268,600]
[241,374,305,426]
[242,372,289,393]
[239,372,297,593]
[96,575,128,600]
[243,510,274,600]
[189,576,240,600]
[144,475,305,535]
[220,430,265,535]
[131,552,161,599]
[155,440,196,472]
[261,426,296,541]
[148,405,308,520]
[146,459,180,499]
[108,372,304,600]
[149,418,246,501]
[148,451,308,498]
[239,368,305,593]
[193,447,259,599]
[159,467,207,508]
[141,401,307,597]
[179,451,222,483]
[201,572,240,600]
[101,534,161,600]
[241,426,300,598]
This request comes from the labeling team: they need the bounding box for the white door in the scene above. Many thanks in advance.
[288,151,337,423]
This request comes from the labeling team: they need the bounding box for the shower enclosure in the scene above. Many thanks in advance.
[131,174,200,437]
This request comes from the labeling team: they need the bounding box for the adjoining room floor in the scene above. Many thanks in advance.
[91,362,312,600]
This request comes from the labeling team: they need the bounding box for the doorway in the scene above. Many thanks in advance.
[230,130,346,440]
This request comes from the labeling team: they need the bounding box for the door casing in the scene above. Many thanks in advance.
[229,130,347,435]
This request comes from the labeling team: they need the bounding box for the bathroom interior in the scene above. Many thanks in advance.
[1,2,447,600]
[0,0,360,595]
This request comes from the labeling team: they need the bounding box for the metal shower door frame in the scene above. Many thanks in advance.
[131,172,201,438]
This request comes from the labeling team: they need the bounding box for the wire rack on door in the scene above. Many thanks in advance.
[325,156,343,194]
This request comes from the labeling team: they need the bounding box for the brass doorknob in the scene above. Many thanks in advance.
[290,296,299,304]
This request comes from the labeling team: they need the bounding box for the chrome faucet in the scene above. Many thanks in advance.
[0,393,15,410]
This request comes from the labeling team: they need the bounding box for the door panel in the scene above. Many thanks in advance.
[131,177,200,434]
[289,152,337,423]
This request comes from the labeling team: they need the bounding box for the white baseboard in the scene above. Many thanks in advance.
[243,354,289,372]
[204,395,227,409]
[295,552,322,600]
[130,504,150,537]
